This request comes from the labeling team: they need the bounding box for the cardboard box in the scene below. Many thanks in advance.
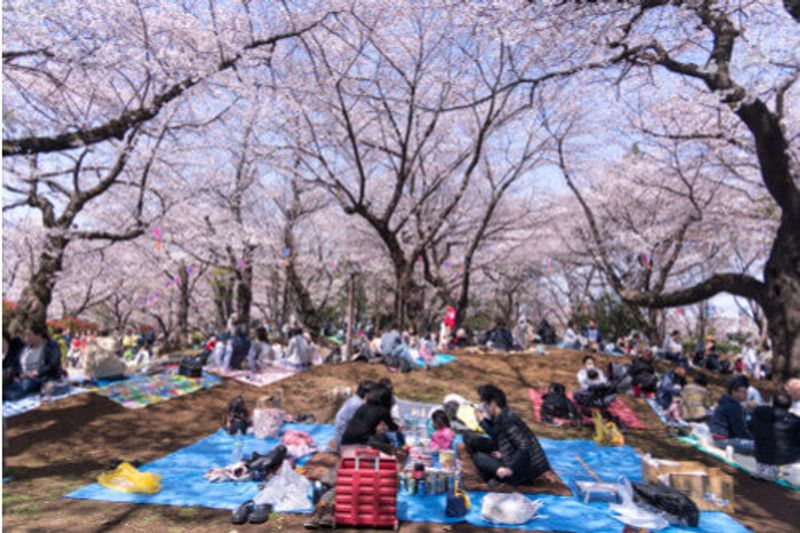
[642,457,734,512]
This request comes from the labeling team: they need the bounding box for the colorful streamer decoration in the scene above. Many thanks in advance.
[332,260,339,270]
[282,247,291,258]
[153,227,162,252]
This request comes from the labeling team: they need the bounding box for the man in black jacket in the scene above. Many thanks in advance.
[752,391,800,479]
[480,319,514,351]
[4,323,63,401]
[464,384,550,485]
[630,349,658,396]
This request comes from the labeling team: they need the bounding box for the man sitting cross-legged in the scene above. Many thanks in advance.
[464,384,551,486]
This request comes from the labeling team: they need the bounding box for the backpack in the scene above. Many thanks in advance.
[632,482,699,527]
[541,383,580,423]
[223,395,251,435]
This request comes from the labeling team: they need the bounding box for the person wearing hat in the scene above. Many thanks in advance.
[450,328,468,349]
[703,335,720,372]
[709,375,755,455]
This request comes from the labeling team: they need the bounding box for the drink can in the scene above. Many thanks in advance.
[408,477,416,495]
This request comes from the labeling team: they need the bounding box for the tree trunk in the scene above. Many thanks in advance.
[177,263,190,341]
[212,270,235,331]
[762,216,800,379]
[9,236,68,335]
[236,260,253,334]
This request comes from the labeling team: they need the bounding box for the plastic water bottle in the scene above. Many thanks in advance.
[232,434,244,463]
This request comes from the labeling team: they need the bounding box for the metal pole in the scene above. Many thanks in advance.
[345,272,356,361]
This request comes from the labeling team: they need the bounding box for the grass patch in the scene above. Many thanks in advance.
[177,507,198,519]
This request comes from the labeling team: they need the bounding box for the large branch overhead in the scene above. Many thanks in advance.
[621,273,766,308]
[2,17,333,157]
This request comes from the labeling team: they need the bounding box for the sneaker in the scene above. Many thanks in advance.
[304,505,334,529]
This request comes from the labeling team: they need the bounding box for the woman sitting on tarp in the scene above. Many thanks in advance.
[340,383,400,455]
[464,384,551,486]
[284,326,311,369]
[221,325,252,371]
[247,327,275,372]
[4,323,64,401]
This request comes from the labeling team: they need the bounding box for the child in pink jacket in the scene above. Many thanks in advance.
[430,410,455,450]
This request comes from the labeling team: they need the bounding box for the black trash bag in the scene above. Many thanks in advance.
[540,382,580,425]
[247,444,288,481]
[223,395,250,435]
[632,482,699,528]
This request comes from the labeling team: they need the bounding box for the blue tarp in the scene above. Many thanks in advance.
[65,423,335,511]
[396,439,749,532]
[66,428,749,532]
[417,354,457,368]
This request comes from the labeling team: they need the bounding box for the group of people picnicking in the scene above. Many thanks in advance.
[298,379,550,528]
[4,308,799,529]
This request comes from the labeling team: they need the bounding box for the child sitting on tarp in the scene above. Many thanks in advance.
[752,391,800,481]
[430,410,455,450]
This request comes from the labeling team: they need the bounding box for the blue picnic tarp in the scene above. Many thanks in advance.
[66,427,749,532]
[65,423,335,511]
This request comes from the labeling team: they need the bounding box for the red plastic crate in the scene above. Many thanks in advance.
[335,448,399,529]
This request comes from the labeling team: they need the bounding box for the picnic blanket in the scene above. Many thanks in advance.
[397,438,749,532]
[646,398,690,428]
[89,373,221,409]
[66,423,335,510]
[414,354,457,368]
[209,365,299,388]
[457,443,572,496]
[677,434,799,492]
[3,385,88,418]
[529,387,648,430]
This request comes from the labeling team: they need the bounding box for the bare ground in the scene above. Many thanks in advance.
[4,348,799,532]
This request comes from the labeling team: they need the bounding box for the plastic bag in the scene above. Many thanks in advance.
[593,411,624,446]
[609,477,669,530]
[280,430,317,460]
[480,493,542,525]
[253,405,285,439]
[253,460,312,513]
[98,462,161,494]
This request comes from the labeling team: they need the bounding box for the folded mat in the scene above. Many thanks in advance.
[457,443,572,496]
[209,365,299,388]
[66,423,335,510]
[398,438,748,532]
[89,373,221,409]
[677,434,799,492]
[529,387,648,430]
[3,385,88,418]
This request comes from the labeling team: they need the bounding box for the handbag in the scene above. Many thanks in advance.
[445,479,470,518]
[179,360,203,378]
[253,395,285,439]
